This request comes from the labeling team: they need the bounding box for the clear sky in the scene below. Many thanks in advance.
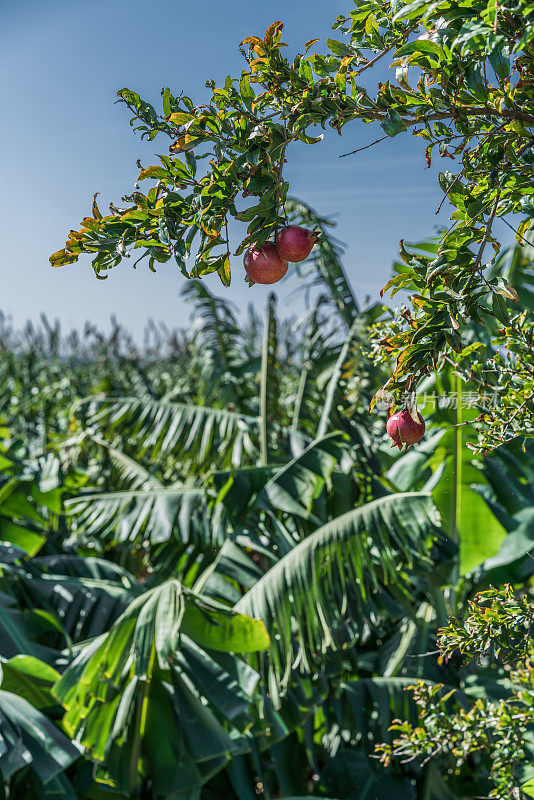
[1,0,479,338]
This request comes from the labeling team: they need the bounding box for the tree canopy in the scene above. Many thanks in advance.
[51,0,534,452]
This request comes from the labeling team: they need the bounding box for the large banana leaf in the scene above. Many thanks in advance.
[212,432,349,528]
[0,588,59,664]
[388,372,506,574]
[429,378,505,573]
[181,280,252,407]
[203,433,352,607]
[53,580,268,796]
[77,396,260,470]
[236,493,441,695]
[67,486,209,547]
[321,747,416,800]
[1,553,141,646]
[65,435,220,550]
[0,656,60,710]
[325,677,428,753]
[0,678,78,783]
[0,475,49,556]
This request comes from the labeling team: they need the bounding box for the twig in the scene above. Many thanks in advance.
[339,135,389,158]
[356,106,534,130]
[473,191,501,273]
[224,218,230,259]
[435,174,462,214]
[276,141,288,225]
[353,23,418,77]
[501,216,532,247]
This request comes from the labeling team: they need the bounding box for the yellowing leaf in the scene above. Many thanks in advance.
[80,217,100,231]
[200,220,219,237]
[240,36,266,55]
[369,382,393,414]
[167,112,194,126]
[218,256,231,287]
[250,58,269,72]
[264,21,283,45]
[381,272,409,297]
[49,249,78,267]
[412,294,426,308]
[92,193,102,221]
[138,166,168,181]
[495,284,520,302]
[169,135,201,153]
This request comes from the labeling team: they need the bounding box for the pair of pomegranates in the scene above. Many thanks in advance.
[244,226,318,285]
[244,227,426,451]
[386,408,425,450]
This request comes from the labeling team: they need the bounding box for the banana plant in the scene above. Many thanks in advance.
[53,580,269,798]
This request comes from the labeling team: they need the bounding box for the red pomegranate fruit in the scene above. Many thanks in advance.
[276,226,319,263]
[386,411,403,449]
[386,409,425,450]
[244,242,288,285]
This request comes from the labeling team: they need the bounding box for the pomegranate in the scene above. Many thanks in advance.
[386,411,403,449]
[276,226,319,263]
[386,408,425,450]
[244,242,288,285]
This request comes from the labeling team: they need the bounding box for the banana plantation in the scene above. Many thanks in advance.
[7,0,534,793]
[2,200,534,799]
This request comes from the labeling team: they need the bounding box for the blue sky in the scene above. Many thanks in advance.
[2,0,464,337]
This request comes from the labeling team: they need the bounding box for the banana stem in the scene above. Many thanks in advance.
[259,302,270,466]
[317,319,359,439]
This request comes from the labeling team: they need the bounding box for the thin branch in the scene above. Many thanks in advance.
[473,191,501,273]
[435,174,462,214]
[339,135,389,158]
[501,216,532,247]
[276,141,288,225]
[353,23,419,77]
[350,106,534,132]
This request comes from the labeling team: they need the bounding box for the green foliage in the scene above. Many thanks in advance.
[8,197,534,795]
[50,0,534,451]
[236,491,441,694]
[53,581,268,796]
[439,583,533,663]
[377,586,534,798]
[24,14,534,784]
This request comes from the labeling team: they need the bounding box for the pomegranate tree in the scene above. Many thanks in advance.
[386,409,425,450]
[243,243,288,285]
[276,226,319,263]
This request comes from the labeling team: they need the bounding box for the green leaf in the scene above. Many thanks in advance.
[492,291,509,324]
[326,38,355,57]
[0,690,78,781]
[396,39,444,59]
[489,45,510,82]
[138,166,169,181]
[381,108,407,137]
[465,64,488,101]
[239,73,254,100]
[236,493,441,693]
[298,131,324,144]
[53,581,264,794]
[182,592,269,653]
[0,656,60,709]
